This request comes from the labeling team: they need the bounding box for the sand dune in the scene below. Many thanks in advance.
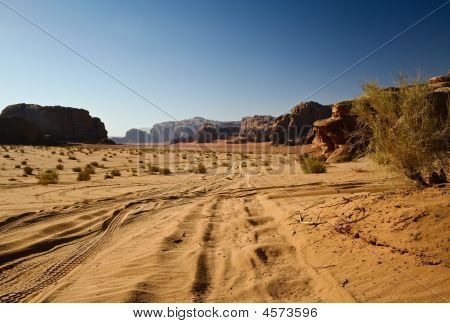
[0,145,448,302]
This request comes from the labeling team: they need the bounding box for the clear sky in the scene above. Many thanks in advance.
[0,0,449,136]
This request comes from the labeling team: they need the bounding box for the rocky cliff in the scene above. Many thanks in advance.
[272,101,332,146]
[238,115,274,143]
[0,103,108,144]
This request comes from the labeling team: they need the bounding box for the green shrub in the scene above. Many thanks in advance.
[300,157,327,174]
[353,75,449,186]
[23,166,33,175]
[56,164,64,170]
[38,169,59,185]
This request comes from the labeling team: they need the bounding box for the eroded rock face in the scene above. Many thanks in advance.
[239,115,274,143]
[311,101,357,161]
[0,117,43,145]
[0,103,108,144]
[272,101,332,145]
[196,122,240,143]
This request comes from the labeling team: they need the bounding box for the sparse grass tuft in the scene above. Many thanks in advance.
[56,164,64,170]
[300,157,327,174]
[77,170,91,181]
[38,170,59,185]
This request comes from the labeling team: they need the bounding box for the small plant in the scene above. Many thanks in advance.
[57,158,63,163]
[300,157,327,174]
[160,167,171,175]
[77,170,91,181]
[84,164,95,174]
[72,167,82,172]
[102,157,107,161]
[15,164,21,169]
[56,164,64,170]
[90,161,99,167]
[263,160,271,166]
[193,163,207,174]
[68,155,77,160]
[38,170,59,185]
[3,154,10,158]
[110,169,121,177]
[23,166,33,175]
[21,160,27,165]
[104,174,113,180]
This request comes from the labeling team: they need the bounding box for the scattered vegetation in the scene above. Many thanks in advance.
[56,164,64,170]
[72,167,82,173]
[193,163,207,174]
[77,170,91,181]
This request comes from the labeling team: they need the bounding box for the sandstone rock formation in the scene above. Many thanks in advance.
[0,117,43,145]
[238,115,274,143]
[272,101,331,146]
[112,117,240,144]
[0,104,108,144]
[110,128,149,144]
[196,122,240,143]
[311,100,357,162]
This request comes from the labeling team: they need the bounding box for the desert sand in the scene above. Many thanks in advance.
[0,144,448,302]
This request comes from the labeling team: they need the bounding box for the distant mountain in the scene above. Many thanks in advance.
[110,117,240,144]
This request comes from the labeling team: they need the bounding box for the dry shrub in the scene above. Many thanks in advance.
[56,164,64,170]
[193,163,207,174]
[23,166,33,175]
[300,157,327,174]
[38,170,59,185]
[77,170,91,181]
[72,166,82,172]
[353,75,449,186]
[110,169,121,176]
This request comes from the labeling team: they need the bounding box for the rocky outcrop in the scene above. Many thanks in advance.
[311,100,357,161]
[110,128,149,144]
[196,122,240,143]
[272,101,331,146]
[112,117,240,144]
[239,115,274,143]
[0,103,108,144]
[0,117,43,145]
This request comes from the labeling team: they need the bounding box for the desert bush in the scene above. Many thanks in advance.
[72,167,82,172]
[193,163,207,174]
[68,155,77,160]
[77,170,91,181]
[353,75,449,186]
[38,170,59,185]
[21,160,27,165]
[56,164,64,170]
[3,154,10,158]
[84,164,96,174]
[90,161,99,167]
[102,157,107,161]
[15,164,21,168]
[23,166,33,175]
[110,169,121,176]
[300,157,327,174]
[104,174,113,180]
[57,158,63,163]
[160,167,171,175]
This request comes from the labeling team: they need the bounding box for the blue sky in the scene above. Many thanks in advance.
[0,0,449,136]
